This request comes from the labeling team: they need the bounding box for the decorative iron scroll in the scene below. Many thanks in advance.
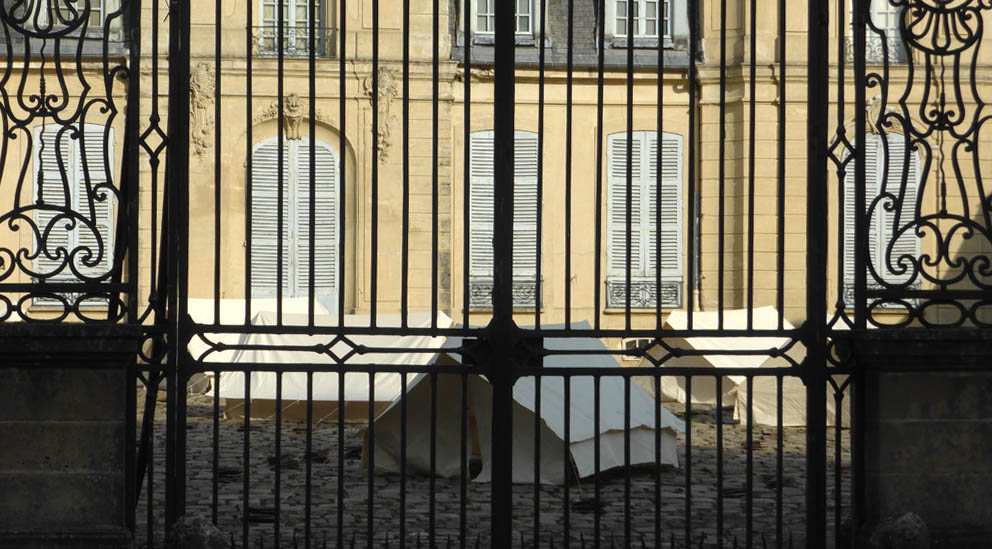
[0,0,129,321]
[606,279,681,309]
[841,0,992,326]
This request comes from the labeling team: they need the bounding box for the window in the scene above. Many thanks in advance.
[468,130,540,309]
[606,131,683,309]
[607,0,672,42]
[249,137,338,310]
[33,123,115,303]
[463,0,542,44]
[256,0,330,57]
[842,133,921,305]
[474,0,533,34]
[847,1,906,63]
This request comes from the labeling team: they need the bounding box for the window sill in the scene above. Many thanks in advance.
[609,36,672,49]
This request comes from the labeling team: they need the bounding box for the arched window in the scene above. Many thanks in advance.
[33,123,115,283]
[842,132,921,304]
[606,130,683,308]
[249,137,338,309]
[468,130,539,309]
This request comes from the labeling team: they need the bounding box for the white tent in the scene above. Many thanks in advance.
[367,328,684,484]
[633,307,798,405]
[212,310,453,421]
[732,319,853,428]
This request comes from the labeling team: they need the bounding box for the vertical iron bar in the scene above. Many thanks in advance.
[776,0,786,330]
[656,3,665,329]
[276,0,286,323]
[164,0,191,528]
[461,0,471,329]
[536,0,546,329]
[686,0,698,329]
[368,373,376,547]
[684,376,693,543]
[593,376,601,548]
[429,373,437,547]
[593,0,606,330]
[564,0,573,329]
[806,0,831,542]
[490,0,517,545]
[717,0,727,330]
[400,372,408,549]
[338,0,347,323]
[305,372,314,548]
[244,0,254,323]
[834,388,843,545]
[776,376,783,548]
[431,0,439,330]
[275,374,283,543]
[212,370,220,524]
[337,374,345,548]
[747,0,757,330]
[624,0,635,328]
[243,373,252,548]
[747,377,755,548]
[534,377,542,543]
[213,0,222,325]
[717,377,724,548]
[370,0,380,326]
[402,0,411,328]
[624,377,631,545]
[459,373,468,549]
[563,375,571,549]
[308,0,318,325]
[654,375,662,545]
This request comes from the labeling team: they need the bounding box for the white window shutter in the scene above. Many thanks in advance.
[512,130,539,278]
[469,131,495,278]
[75,125,115,279]
[295,137,338,297]
[607,132,644,278]
[250,139,292,297]
[653,132,683,279]
[844,134,881,290]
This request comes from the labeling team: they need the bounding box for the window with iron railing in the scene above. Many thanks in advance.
[845,1,907,64]
[254,0,334,57]
[605,131,684,309]
[842,133,922,306]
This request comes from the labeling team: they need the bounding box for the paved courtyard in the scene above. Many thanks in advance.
[135,388,851,548]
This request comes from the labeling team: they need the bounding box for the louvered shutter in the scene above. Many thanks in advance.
[75,126,114,279]
[512,130,539,279]
[250,139,292,297]
[881,135,919,285]
[607,132,644,278]
[469,131,495,278]
[649,132,683,279]
[34,126,74,279]
[844,135,881,293]
[295,137,337,297]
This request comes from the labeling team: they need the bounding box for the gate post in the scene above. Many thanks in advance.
[164,0,192,529]
[805,0,830,545]
[489,1,517,545]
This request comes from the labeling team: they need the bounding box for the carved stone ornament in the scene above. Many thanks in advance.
[254,94,332,140]
[363,67,399,162]
[190,63,215,157]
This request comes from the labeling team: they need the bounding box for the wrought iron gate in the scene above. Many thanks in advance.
[3,0,990,547]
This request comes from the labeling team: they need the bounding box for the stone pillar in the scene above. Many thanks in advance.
[0,324,140,547]
[858,330,992,547]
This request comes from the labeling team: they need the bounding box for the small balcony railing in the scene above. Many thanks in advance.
[251,26,335,58]
[845,33,908,64]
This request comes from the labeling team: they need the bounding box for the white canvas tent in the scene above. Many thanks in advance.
[732,320,853,428]
[633,307,799,405]
[367,328,684,484]
[212,311,453,421]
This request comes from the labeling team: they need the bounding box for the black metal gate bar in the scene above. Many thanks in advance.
[805,0,831,545]
[489,0,516,545]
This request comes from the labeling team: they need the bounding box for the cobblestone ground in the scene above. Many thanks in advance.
[135,388,851,548]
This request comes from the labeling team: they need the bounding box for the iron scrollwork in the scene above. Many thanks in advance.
[846,0,992,325]
[0,0,129,321]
